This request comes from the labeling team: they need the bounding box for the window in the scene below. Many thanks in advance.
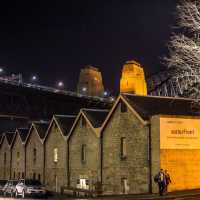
[18,172,20,179]
[121,178,128,194]
[22,172,24,179]
[81,117,86,127]
[4,152,6,165]
[121,102,127,113]
[33,173,36,180]
[121,137,127,159]
[17,152,20,160]
[38,174,41,181]
[54,148,58,163]
[13,172,15,179]
[33,148,37,164]
[81,144,86,163]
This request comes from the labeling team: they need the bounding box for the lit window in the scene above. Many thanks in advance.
[81,144,86,163]
[121,102,127,113]
[121,137,127,159]
[33,148,37,164]
[54,148,58,163]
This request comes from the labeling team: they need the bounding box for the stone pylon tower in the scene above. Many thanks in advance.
[120,60,147,95]
[77,66,104,97]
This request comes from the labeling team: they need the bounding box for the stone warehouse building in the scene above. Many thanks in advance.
[0,94,200,194]
[44,115,76,192]
[68,108,109,191]
[11,128,29,180]
[0,132,14,179]
[25,121,49,183]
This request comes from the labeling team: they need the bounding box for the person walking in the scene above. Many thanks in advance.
[154,169,166,196]
[164,170,171,192]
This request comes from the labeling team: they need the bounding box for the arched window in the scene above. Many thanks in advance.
[33,148,37,164]
[33,173,36,180]
[54,148,58,163]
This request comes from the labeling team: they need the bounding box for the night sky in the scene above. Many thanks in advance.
[0,0,177,94]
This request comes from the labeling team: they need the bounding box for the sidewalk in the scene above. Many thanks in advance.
[51,189,200,199]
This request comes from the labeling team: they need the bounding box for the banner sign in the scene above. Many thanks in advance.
[160,117,200,149]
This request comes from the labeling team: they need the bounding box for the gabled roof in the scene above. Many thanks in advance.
[17,128,29,142]
[0,133,3,146]
[54,115,76,136]
[5,131,15,145]
[82,109,109,128]
[122,93,200,120]
[101,93,200,133]
[25,121,50,145]
[68,108,109,139]
[33,121,49,140]
[44,115,76,141]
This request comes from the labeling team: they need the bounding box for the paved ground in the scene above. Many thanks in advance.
[2,190,200,199]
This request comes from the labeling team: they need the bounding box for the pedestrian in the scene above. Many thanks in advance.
[154,169,166,196]
[164,170,171,192]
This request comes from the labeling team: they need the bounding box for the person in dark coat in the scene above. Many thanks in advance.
[164,170,171,192]
[156,169,166,196]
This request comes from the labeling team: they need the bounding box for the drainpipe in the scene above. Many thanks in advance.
[148,123,152,193]
[24,145,26,178]
[43,142,45,184]
[100,135,103,188]
[43,142,46,184]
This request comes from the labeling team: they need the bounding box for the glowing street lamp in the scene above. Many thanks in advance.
[31,75,37,81]
[58,81,64,88]
[0,68,3,73]
[82,87,87,92]
[103,91,108,96]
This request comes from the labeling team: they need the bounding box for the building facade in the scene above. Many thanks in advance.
[1,93,200,195]
[0,132,14,180]
[11,128,29,180]
[44,115,76,192]
[25,122,49,183]
[68,109,108,191]
[101,96,149,194]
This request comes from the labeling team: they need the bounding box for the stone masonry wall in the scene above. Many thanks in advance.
[69,117,101,190]
[26,129,45,183]
[102,101,149,194]
[150,115,160,193]
[0,138,11,180]
[44,123,67,192]
[11,134,25,179]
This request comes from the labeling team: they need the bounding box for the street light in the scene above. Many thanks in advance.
[82,87,87,92]
[31,75,38,82]
[103,91,108,96]
[0,68,3,73]
[58,81,64,88]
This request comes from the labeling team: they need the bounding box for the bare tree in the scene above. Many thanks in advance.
[164,0,200,75]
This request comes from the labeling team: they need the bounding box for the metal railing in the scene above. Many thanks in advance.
[0,77,111,103]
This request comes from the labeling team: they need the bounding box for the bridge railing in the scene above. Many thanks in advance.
[0,77,111,103]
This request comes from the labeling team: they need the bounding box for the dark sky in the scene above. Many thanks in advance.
[0,0,177,93]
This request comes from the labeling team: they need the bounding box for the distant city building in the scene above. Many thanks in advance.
[77,66,104,97]
[120,60,147,95]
